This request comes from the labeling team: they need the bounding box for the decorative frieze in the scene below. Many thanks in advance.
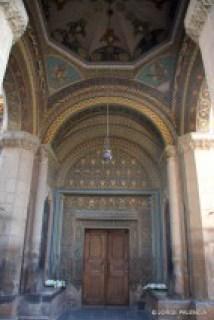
[0,0,28,42]
[185,0,214,43]
[178,132,214,154]
[0,131,39,152]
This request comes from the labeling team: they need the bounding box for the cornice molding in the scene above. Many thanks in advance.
[178,132,214,153]
[0,130,39,152]
[0,0,28,42]
[185,0,214,43]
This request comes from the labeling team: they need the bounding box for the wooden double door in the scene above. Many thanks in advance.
[83,229,129,305]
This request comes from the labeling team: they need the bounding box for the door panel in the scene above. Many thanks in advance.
[83,229,129,305]
[106,230,129,305]
[83,230,107,304]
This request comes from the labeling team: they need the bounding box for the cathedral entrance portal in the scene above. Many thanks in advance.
[83,229,129,305]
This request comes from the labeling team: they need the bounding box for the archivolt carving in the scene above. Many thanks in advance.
[53,113,162,152]
[41,79,175,145]
[172,36,208,134]
[55,122,162,163]
[3,37,42,134]
[43,98,175,145]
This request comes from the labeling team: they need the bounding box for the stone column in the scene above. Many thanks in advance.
[185,1,214,128]
[165,145,187,297]
[0,0,28,97]
[31,145,49,264]
[178,132,214,300]
[0,131,39,315]
[21,145,56,293]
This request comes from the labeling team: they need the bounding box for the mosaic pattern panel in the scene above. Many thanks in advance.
[66,148,148,190]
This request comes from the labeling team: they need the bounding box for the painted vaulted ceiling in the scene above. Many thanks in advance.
[40,0,179,63]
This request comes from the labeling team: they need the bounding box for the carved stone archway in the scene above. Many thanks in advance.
[41,80,176,146]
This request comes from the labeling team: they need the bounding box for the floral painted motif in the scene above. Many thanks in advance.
[46,55,82,93]
[136,55,176,101]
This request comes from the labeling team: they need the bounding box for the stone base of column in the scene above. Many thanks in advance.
[190,301,214,320]
[0,295,17,320]
[144,293,214,320]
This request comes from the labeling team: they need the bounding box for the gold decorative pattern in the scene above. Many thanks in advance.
[64,195,150,210]
[57,138,160,188]
[43,96,174,145]
[65,148,148,190]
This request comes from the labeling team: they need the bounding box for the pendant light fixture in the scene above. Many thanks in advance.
[103,103,113,162]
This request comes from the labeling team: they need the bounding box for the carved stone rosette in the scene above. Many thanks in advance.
[185,0,214,43]
[0,0,28,41]
[0,130,40,152]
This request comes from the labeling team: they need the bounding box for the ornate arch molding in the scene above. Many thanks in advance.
[3,41,40,134]
[172,36,211,134]
[4,46,34,133]
[54,114,162,153]
[57,137,161,189]
[41,79,176,145]
[3,17,48,135]
[55,123,162,164]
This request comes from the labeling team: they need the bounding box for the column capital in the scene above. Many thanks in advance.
[0,0,28,42]
[164,145,178,159]
[178,132,214,153]
[0,131,40,153]
[40,144,58,163]
[185,0,214,43]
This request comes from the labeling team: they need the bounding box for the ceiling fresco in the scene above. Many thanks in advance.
[40,0,179,63]
[136,54,176,102]
[46,55,82,93]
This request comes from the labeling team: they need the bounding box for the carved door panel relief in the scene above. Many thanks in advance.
[83,229,129,305]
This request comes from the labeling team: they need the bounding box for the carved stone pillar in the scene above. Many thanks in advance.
[22,145,49,293]
[178,132,214,300]
[185,1,214,127]
[31,145,49,262]
[0,0,28,96]
[0,131,39,317]
[165,145,187,297]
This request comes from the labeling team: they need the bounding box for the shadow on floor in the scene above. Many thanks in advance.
[58,307,152,320]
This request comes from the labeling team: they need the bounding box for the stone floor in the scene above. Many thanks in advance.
[58,307,152,320]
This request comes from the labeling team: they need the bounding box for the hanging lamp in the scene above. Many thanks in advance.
[103,104,113,162]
